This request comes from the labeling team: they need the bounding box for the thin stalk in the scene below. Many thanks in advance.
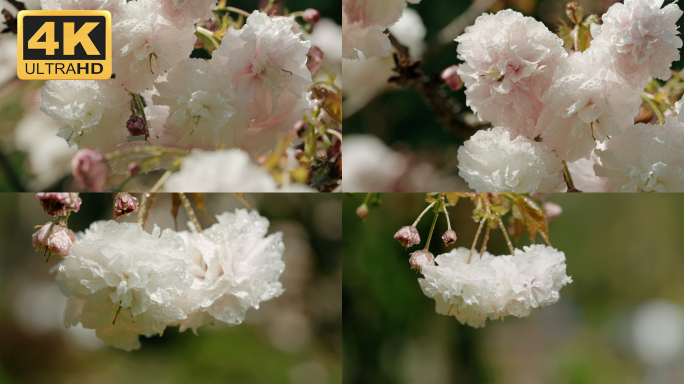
[142,193,156,229]
[641,93,665,125]
[179,193,202,233]
[573,24,579,53]
[104,146,189,162]
[562,160,575,190]
[467,217,486,264]
[225,6,251,17]
[328,129,343,141]
[150,170,172,193]
[498,217,515,256]
[422,206,440,251]
[480,225,490,259]
[137,194,147,224]
[132,93,147,122]
[443,206,452,231]
[262,0,276,14]
[233,193,256,211]
[363,193,372,206]
[195,27,220,51]
[412,202,436,227]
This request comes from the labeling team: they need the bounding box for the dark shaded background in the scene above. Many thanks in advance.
[0,193,342,384]
[343,193,684,384]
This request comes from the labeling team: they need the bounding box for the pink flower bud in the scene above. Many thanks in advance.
[36,193,81,216]
[293,120,309,138]
[442,229,457,246]
[126,115,148,136]
[32,223,76,259]
[127,162,141,177]
[409,250,434,271]
[530,193,549,201]
[306,45,324,75]
[394,226,420,248]
[356,204,369,220]
[114,193,139,219]
[542,202,563,223]
[72,148,109,192]
[441,65,463,91]
[303,8,321,25]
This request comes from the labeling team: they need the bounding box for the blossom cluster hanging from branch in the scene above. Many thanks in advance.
[31,192,286,351]
[358,192,572,328]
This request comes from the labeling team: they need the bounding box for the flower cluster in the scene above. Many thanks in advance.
[455,2,683,192]
[387,193,570,327]
[56,209,285,351]
[419,245,573,328]
[342,0,422,60]
[35,0,339,191]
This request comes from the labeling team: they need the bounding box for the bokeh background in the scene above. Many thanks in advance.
[344,193,684,384]
[0,193,342,384]
[342,0,684,192]
[0,0,342,192]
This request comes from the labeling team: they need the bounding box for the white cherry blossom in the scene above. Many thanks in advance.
[419,245,572,328]
[457,127,565,193]
[456,9,567,136]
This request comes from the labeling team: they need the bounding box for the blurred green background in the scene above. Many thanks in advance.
[343,193,684,384]
[343,0,684,189]
[0,193,342,384]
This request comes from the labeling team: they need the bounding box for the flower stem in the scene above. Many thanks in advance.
[150,170,172,193]
[132,93,147,122]
[412,202,436,227]
[443,206,452,231]
[195,27,220,51]
[498,217,515,256]
[225,6,251,17]
[562,160,575,189]
[573,24,580,53]
[467,217,486,264]
[423,205,440,251]
[480,225,490,259]
[116,176,133,193]
[179,193,202,233]
[363,193,372,206]
[641,93,665,125]
[104,146,189,162]
[262,0,276,14]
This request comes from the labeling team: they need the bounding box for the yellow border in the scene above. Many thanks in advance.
[17,10,112,80]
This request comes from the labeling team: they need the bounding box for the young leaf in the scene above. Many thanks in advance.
[312,86,342,124]
[513,195,551,245]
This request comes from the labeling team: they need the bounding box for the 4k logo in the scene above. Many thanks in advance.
[17,10,111,80]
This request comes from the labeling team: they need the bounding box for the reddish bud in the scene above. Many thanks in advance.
[72,148,109,192]
[394,226,420,248]
[114,193,139,219]
[306,45,324,75]
[127,162,141,177]
[442,229,457,246]
[294,120,309,138]
[409,250,435,271]
[32,223,76,259]
[303,8,321,25]
[542,202,563,223]
[356,204,369,220]
[441,65,463,91]
[126,115,148,136]
[36,193,81,217]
